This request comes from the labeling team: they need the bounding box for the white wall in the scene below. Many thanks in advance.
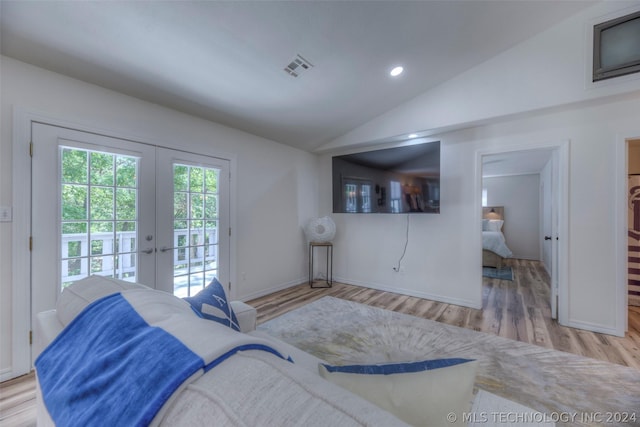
[0,56,319,378]
[320,137,483,309]
[314,0,640,339]
[319,92,640,338]
[483,174,540,260]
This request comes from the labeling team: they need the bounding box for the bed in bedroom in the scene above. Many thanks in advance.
[482,206,513,268]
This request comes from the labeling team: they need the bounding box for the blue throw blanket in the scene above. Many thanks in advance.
[35,291,290,426]
[36,293,203,426]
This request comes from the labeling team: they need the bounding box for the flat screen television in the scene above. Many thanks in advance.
[332,141,440,214]
[593,10,640,82]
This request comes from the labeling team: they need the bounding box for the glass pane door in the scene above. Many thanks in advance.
[31,123,156,366]
[156,148,230,297]
[171,163,220,297]
[60,147,140,288]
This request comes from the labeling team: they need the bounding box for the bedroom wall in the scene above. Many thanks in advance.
[483,174,540,260]
[0,56,319,378]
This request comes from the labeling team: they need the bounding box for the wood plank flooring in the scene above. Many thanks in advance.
[249,259,640,369]
[0,372,36,427]
[2,260,639,426]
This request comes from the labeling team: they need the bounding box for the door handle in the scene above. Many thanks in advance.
[160,246,176,253]
[544,236,552,241]
[141,248,155,254]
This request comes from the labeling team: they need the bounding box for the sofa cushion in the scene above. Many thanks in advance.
[184,278,240,331]
[162,350,409,426]
[56,275,149,327]
[318,358,478,426]
[230,301,257,333]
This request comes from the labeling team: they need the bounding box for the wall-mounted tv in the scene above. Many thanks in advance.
[332,141,440,214]
[593,10,640,82]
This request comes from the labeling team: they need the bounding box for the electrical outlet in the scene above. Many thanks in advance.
[0,206,12,222]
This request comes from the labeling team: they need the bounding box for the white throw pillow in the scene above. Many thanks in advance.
[318,358,478,427]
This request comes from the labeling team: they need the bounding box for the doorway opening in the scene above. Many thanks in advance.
[626,140,640,309]
[614,136,640,336]
[478,142,568,327]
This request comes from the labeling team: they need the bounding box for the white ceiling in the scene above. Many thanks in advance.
[0,1,594,152]
[482,149,554,178]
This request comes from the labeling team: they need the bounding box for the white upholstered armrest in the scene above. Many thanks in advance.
[230,301,257,333]
[34,310,65,358]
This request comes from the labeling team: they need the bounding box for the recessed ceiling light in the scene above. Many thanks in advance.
[390,66,404,77]
[408,133,418,138]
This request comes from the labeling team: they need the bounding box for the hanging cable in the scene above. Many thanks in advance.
[393,214,410,272]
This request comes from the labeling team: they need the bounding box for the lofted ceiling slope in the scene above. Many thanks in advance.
[1,1,594,151]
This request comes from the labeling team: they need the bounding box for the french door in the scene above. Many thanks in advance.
[155,148,230,297]
[31,123,230,354]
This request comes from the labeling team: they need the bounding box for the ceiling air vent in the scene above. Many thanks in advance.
[284,54,314,78]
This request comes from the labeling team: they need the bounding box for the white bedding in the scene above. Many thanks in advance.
[482,231,513,259]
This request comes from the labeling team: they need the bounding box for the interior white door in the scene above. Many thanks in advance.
[31,123,157,351]
[550,151,559,320]
[155,148,230,297]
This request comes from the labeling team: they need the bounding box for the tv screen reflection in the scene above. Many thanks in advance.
[332,141,440,214]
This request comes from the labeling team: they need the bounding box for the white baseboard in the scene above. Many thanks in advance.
[0,366,13,382]
[238,276,307,302]
[237,275,482,310]
[334,276,482,310]
[567,318,624,337]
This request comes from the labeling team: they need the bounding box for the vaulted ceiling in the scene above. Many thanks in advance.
[1,1,594,151]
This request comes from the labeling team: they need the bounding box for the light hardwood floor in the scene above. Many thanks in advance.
[2,260,639,426]
[249,259,640,369]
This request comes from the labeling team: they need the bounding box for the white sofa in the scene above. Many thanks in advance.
[35,276,413,426]
[34,276,550,427]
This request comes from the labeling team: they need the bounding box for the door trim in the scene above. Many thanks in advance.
[9,106,237,380]
[615,133,640,335]
[476,139,570,328]
[9,107,34,380]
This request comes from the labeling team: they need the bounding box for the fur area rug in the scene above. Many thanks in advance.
[259,296,640,427]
